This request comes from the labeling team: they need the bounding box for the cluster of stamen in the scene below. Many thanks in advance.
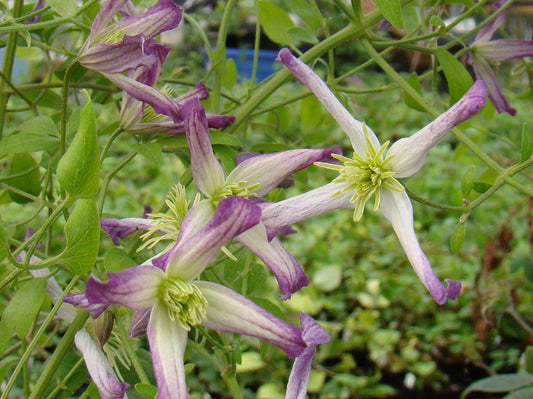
[211,180,259,205]
[141,85,175,123]
[159,278,208,331]
[316,125,404,221]
[139,184,199,251]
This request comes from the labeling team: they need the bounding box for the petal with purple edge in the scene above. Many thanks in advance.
[86,0,129,47]
[379,189,461,305]
[471,55,516,115]
[163,196,261,281]
[129,308,151,337]
[388,80,486,178]
[100,217,157,245]
[276,48,379,154]
[196,281,306,358]
[260,182,353,241]
[75,330,129,399]
[226,146,342,197]
[236,224,309,299]
[85,265,164,310]
[181,98,226,198]
[63,292,108,319]
[476,39,533,62]
[475,5,508,43]
[147,303,189,399]
[285,313,330,399]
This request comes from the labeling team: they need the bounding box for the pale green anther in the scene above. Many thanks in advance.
[100,28,126,45]
[211,181,259,205]
[139,184,200,251]
[159,278,208,331]
[140,86,176,123]
[317,125,404,222]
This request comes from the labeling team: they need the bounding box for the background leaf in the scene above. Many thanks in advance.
[258,0,296,45]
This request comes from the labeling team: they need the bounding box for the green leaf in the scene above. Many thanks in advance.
[429,15,445,28]
[461,374,533,398]
[472,181,492,194]
[403,73,425,112]
[7,153,41,203]
[258,0,296,45]
[62,199,100,274]
[135,383,157,399]
[0,115,59,158]
[222,57,237,89]
[373,0,403,29]
[526,346,533,374]
[0,219,13,262]
[284,0,322,32]
[131,142,162,164]
[461,165,476,197]
[48,0,78,17]
[0,278,46,354]
[503,388,533,399]
[450,222,466,254]
[300,94,324,133]
[104,247,137,273]
[436,48,474,105]
[57,97,100,199]
[288,26,318,44]
[313,265,342,292]
[521,122,532,162]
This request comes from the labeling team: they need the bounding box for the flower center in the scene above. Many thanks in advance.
[316,125,404,221]
[211,181,258,204]
[159,278,208,331]
[139,184,200,251]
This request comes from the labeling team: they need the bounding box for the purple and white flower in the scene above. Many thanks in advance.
[73,196,329,398]
[181,97,342,299]
[464,0,533,115]
[260,48,487,305]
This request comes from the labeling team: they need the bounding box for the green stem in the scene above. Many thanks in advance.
[0,0,24,139]
[1,276,80,399]
[111,309,151,385]
[211,0,238,113]
[1,82,116,95]
[0,269,24,292]
[28,310,89,399]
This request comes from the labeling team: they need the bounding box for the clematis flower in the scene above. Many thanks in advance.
[180,97,342,299]
[261,48,487,305]
[464,0,533,115]
[76,196,329,398]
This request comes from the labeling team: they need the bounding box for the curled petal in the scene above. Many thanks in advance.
[85,265,164,310]
[471,55,516,115]
[388,80,486,177]
[196,281,306,358]
[227,146,342,197]
[276,48,380,155]
[100,217,157,245]
[260,182,353,241]
[379,189,461,305]
[86,0,130,46]
[181,98,226,197]
[75,330,130,399]
[475,4,508,43]
[147,303,189,399]
[286,314,330,399]
[162,196,261,280]
[64,292,108,319]
[475,39,533,62]
[236,224,309,299]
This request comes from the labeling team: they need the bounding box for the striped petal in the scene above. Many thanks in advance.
[196,281,306,358]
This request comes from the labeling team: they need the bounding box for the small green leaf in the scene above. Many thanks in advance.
[48,0,78,16]
[373,0,403,29]
[0,115,59,158]
[7,153,41,203]
[236,352,266,373]
[135,383,157,399]
[62,199,100,274]
[503,388,533,399]
[104,247,137,273]
[57,97,100,199]
[526,346,533,374]
[222,57,237,89]
[461,165,476,197]
[288,26,318,44]
[521,122,532,162]
[403,73,425,112]
[285,0,322,32]
[0,278,46,354]
[450,223,466,254]
[436,48,474,105]
[461,374,533,398]
[0,219,13,262]
[258,0,296,45]
[131,142,162,164]
[313,265,342,292]
[429,15,445,28]
[472,181,492,194]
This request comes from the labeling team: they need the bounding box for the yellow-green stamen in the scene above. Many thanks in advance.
[211,180,259,205]
[316,125,404,221]
[159,278,208,331]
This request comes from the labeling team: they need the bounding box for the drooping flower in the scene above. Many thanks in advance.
[74,196,329,398]
[464,0,533,115]
[180,97,342,299]
[260,48,487,305]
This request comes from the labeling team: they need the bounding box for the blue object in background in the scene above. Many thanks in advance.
[225,48,279,82]
[0,48,29,84]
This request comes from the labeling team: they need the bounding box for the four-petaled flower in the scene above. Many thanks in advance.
[259,48,487,305]
[464,0,533,115]
[180,97,342,299]
[76,196,329,398]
